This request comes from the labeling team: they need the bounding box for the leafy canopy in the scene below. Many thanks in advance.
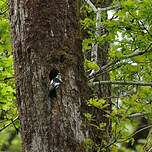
[81,0,152,151]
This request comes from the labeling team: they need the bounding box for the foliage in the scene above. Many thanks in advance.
[81,0,152,151]
[84,58,100,71]
[0,0,20,151]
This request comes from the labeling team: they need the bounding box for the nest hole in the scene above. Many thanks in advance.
[49,68,59,81]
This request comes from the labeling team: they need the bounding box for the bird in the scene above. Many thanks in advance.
[49,74,62,98]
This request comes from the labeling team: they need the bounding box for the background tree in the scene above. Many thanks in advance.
[81,0,113,150]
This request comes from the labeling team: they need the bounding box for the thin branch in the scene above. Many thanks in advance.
[89,42,152,80]
[123,42,152,58]
[98,4,119,11]
[11,118,19,133]
[0,76,14,81]
[105,124,152,149]
[85,0,97,12]
[85,0,119,12]
[89,59,119,80]
[116,112,149,118]
[102,96,121,99]
[0,117,19,132]
[0,8,8,15]
[93,81,152,86]
[118,124,152,143]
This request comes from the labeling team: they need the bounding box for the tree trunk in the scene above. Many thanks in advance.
[143,128,152,152]
[92,0,112,148]
[8,0,90,151]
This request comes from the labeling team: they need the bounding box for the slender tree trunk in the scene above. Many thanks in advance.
[143,128,152,152]
[92,0,112,149]
[8,0,90,151]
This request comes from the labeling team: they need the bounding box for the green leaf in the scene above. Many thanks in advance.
[84,59,100,71]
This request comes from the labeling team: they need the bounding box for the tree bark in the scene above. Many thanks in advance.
[93,0,112,147]
[81,0,112,150]
[143,128,152,152]
[8,0,90,151]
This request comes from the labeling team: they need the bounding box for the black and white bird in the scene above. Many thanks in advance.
[49,74,62,98]
[49,76,62,91]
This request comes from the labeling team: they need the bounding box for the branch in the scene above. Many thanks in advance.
[0,76,14,81]
[98,4,119,11]
[105,124,152,149]
[0,117,19,132]
[11,118,19,133]
[118,124,152,143]
[85,0,119,13]
[89,59,119,80]
[0,8,8,15]
[123,42,152,58]
[93,81,152,86]
[85,0,97,12]
[89,42,152,80]
[116,112,149,118]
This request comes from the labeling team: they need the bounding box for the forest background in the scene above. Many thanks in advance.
[0,0,152,151]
